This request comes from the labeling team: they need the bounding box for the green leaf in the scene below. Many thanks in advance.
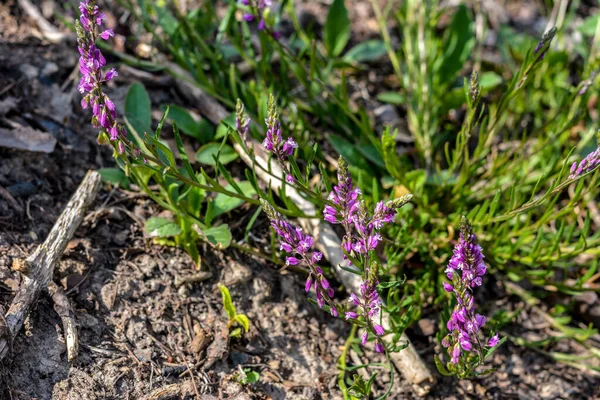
[324,0,350,57]
[125,82,152,136]
[328,134,371,172]
[154,3,179,36]
[434,355,454,376]
[161,104,201,140]
[145,217,182,238]
[233,314,250,332]
[579,14,599,37]
[196,143,239,165]
[215,114,236,139]
[377,92,406,105]
[436,5,474,84]
[219,284,237,320]
[243,370,260,384]
[381,127,404,180]
[212,181,257,217]
[204,224,232,248]
[343,40,386,63]
[479,71,503,90]
[98,168,130,189]
[229,327,242,338]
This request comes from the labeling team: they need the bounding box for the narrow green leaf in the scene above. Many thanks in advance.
[233,314,250,332]
[343,40,386,63]
[219,284,236,320]
[172,122,197,181]
[324,0,350,57]
[434,355,454,376]
[125,82,152,136]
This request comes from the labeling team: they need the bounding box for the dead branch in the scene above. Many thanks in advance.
[0,170,101,361]
[171,64,435,394]
[48,281,79,361]
[17,0,73,44]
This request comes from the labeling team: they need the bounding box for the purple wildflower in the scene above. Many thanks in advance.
[569,145,600,179]
[262,95,298,159]
[261,199,338,314]
[488,333,500,347]
[442,217,499,365]
[324,159,361,228]
[76,0,136,154]
[322,157,412,353]
[256,95,299,184]
[239,0,279,37]
[100,29,114,40]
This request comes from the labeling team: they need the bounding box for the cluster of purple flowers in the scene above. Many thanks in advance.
[261,95,297,183]
[346,275,385,353]
[76,0,134,154]
[441,217,500,364]
[326,157,412,353]
[260,199,338,316]
[569,145,600,179]
[324,160,404,265]
[238,0,279,38]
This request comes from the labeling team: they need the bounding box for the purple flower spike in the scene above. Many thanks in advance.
[322,157,413,353]
[260,95,301,186]
[76,0,138,156]
[568,146,600,179]
[261,199,336,310]
[442,217,500,365]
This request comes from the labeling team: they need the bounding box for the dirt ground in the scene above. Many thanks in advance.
[1,0,600,399]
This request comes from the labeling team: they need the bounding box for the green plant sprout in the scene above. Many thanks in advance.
[219,284,250,338]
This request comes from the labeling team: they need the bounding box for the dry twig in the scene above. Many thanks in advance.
[0,170,101,361]
[17,0,73,43]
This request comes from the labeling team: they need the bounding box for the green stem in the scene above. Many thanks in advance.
[338,324,358,400]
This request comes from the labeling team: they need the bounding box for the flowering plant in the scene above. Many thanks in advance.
[73,0,600,393]
[253,96,413,353]
[436,217,504,377]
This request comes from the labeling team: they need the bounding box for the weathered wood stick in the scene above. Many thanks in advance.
[17,0,73,43]
[0,170,101,361]
[171,64,435,394]
[48,281,79,361]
